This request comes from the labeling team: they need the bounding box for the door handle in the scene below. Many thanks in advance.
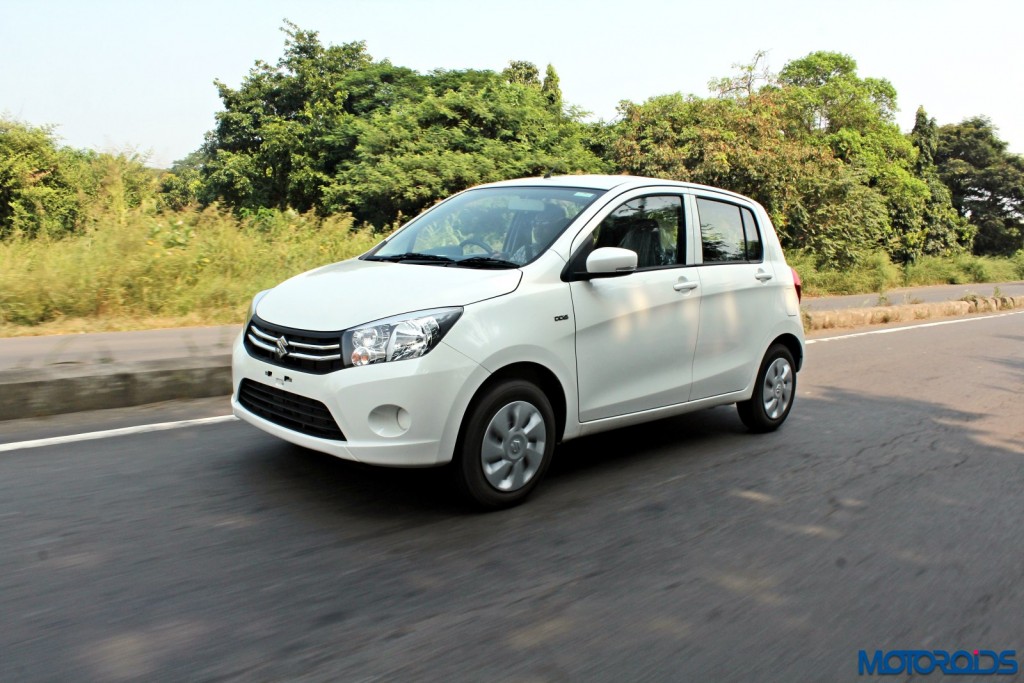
[673,280,699,291]
[755,270,774,282]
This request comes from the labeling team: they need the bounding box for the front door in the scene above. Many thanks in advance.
[568,192,701,422]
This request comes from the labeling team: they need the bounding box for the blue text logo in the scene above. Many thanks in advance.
[858,650,1017,675]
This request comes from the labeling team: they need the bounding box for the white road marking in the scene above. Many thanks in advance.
[0,415,238,453]
[806,310,1023,344]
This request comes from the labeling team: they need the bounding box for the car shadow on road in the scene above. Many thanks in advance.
[222,368,1024,537]
[234,403,752,522]
[242,439,467,517]
[234,378,1021,528]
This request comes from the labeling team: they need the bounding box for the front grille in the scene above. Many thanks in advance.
[238,379,346,441]
[244,316,344,374]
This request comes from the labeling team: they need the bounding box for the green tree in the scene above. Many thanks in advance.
[776,53,964,262]
[323,71,607,226]
[612,90,890,266]
[778,51,897,134]
[502,60,540,86]
[200,21,422,213]
[908,107,974,255]
[935,117,1024,255]
[612,53,970,265]
[910,106,937,172]
[0,118,82,238]
[0,118,158,238]
[541,64,563,114]
[195,27,604,227]
[159,151,208,210]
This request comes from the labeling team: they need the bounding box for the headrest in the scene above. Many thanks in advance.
[631,218,659,232]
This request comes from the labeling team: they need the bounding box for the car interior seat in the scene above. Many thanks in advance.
[521,204,570,260]
[617,218,664,268]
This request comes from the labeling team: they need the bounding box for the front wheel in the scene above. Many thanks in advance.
[737,344,796,433]
[454,379,556,509]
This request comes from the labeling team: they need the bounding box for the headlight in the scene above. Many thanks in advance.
[342,307,463,368]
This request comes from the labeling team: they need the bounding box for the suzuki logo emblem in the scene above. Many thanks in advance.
[274,336,290,359]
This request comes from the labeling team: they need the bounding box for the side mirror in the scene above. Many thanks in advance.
[585,247,637,277]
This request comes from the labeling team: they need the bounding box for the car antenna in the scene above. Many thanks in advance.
[543,168,554,179]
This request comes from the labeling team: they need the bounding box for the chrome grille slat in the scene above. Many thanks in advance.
[287,340,340,351]
[247,334,277,352]
[243,317,345,375]
[250,326,279,343]
[287,351,342,361]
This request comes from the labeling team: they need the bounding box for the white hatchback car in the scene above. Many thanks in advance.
[232,175,805,507]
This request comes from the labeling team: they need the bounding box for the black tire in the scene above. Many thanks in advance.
[454,378,556,509]
[737,344,797,433]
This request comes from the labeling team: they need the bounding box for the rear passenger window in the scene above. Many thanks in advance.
[696,198,763,263]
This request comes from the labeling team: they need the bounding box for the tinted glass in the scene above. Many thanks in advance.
[741,207,763,261]
[591,195,683,269]
[697,198,746,263]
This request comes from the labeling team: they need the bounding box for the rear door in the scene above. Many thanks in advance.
[688,193,777,400]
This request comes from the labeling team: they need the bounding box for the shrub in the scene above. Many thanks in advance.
[0,205,382,328]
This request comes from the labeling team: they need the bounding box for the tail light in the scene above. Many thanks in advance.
[790,267,802,303]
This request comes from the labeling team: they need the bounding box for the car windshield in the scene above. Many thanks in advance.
[365,186,605,268]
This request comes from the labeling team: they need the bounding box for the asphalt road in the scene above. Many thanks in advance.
[1,312,1022,682]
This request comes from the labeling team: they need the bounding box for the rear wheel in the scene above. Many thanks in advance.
[737,344,796,432]
[454,379,555,509]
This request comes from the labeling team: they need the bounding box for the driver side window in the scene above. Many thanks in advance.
[591,195,683,269]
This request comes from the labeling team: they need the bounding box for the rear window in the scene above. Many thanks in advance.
[696,198,763,263]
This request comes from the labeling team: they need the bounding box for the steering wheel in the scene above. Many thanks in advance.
[458,238,494,256]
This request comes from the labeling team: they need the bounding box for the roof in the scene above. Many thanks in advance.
[479,174,754,202]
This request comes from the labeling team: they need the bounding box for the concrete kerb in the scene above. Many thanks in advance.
[2,295,1022,421]
[0,356,232,421]
[803,295,1024,331]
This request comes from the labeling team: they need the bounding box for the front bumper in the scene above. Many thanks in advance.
[231,332,487,467]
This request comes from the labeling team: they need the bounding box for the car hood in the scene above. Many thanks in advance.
[254,258,522,331]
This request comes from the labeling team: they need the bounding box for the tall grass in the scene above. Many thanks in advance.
[788,250,1024,297]
[904,254,1024,286]
[0,205,384,333]
[786,251,902,296]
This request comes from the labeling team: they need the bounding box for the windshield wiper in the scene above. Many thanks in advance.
[365,252,454,264]
[452,256,521,269]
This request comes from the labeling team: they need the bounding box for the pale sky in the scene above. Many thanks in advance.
[2,0,1021,168]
